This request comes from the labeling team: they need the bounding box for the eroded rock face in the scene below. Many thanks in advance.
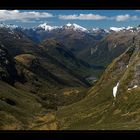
[125,40,140,88]
[128,62,140,88]
[0,44,18,85]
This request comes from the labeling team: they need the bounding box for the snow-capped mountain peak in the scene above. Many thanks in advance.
[92,27,100,32]
[0,23,19,29]
[36,23,58,31]
[66,23,72,27]
[62,23,88,32]
[0,23,7,28]
[109,26,136,32]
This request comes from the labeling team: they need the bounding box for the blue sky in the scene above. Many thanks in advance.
[0,10,140,29]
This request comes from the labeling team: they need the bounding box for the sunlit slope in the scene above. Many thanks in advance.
[56,38,140,130]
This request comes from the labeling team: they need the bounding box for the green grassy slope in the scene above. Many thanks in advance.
[0,81,47,130]
[56,40,140,130]
[0,42,90,130]
[14,53,89,108]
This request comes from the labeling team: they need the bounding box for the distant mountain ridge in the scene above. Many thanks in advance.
[1,22,140,33]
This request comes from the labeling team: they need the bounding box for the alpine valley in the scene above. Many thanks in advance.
[0,22,140,130]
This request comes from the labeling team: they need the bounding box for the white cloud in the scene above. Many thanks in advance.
[0,10,139,24]
[0,10,53,21]
[59,13,139,22]
[115,14,138,21]
[59,14,107,20]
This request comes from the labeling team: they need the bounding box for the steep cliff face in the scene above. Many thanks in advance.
[0,44,18,85]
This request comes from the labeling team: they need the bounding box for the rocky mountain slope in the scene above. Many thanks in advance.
[86,30,136,67]
[56,33,140,130]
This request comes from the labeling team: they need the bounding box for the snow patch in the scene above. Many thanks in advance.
[114,44,117,48]
[110,26,134,32]
[92,28,100,32]
[92,28,109,33]
[104,29,110,33]
[134,85,138,88]
[126,26,133,30]
[113,82,119,98]
[110,27,125,32]
[73,23,88,32]
[128,85,138,91]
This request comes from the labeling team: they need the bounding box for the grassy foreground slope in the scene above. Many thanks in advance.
[0,43,88,130]
[0,81,49,130]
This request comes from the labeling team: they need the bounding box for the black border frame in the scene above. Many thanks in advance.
[0,0,140,139]
[0,130,140,139]
[0,0,140,9]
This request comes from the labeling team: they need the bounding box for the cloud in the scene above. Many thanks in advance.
[115,14,138,21]
[59,13,139,22]
[0,10,139,24]
[59,14,107,20]
[0,10,54,21]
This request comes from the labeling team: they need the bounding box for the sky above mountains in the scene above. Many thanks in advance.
[0,10,140,29]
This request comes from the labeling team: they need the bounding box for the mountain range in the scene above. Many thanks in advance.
[0,22,140,129]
